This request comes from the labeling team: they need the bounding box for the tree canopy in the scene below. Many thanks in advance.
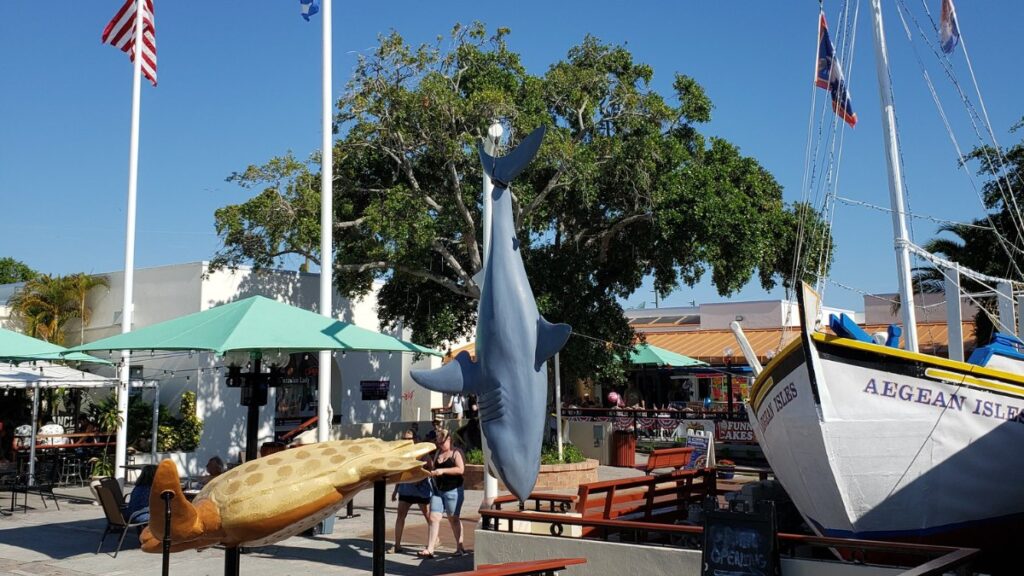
[0,257,37,285]
[212,24,831,384]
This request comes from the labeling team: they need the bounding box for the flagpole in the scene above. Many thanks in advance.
[317,0,333,444]
[115,1,145,483]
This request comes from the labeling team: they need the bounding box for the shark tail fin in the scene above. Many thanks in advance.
[410,350,479,395]
[535,316,572,371]
[477,126,546,188]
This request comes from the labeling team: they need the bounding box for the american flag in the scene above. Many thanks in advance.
[102,0,157,86]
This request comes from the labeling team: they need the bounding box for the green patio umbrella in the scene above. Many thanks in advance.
[628,343,706,367]
[68,295,440,357]
[0,326,111,364]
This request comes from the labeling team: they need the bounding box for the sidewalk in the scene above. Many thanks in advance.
[0,464,646,575]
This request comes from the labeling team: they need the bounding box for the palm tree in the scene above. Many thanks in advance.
[7,273,109,345]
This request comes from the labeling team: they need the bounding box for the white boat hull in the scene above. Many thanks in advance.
[748,333,1024,544]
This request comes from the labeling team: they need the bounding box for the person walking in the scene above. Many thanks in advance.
[418,428,467,558]
[391,428,431,554]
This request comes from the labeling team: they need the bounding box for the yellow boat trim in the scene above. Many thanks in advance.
[750,332,1024,412]
[750,338,803,410]
[924,368,1024,397]
[814,333,1024,388]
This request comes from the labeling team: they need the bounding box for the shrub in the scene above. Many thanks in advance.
[157,392,203,452]
[464,443,586,466]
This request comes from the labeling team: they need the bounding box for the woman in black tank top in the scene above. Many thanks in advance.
[418,428,467,558]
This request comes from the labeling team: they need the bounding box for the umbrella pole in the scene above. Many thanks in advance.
[151,382,159,462]
[28,382,39,487]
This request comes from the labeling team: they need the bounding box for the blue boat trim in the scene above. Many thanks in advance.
[806,511,1024,540]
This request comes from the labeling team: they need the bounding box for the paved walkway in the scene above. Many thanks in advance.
[0,464,645,576]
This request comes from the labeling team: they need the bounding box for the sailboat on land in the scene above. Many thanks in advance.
[746,0,1024,558]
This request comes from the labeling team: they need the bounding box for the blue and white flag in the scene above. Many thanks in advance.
[300,0,319,21]
[940,0,960,54]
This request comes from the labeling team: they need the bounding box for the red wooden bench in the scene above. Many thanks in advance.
[637,447,693,474]
[443,558,587,576]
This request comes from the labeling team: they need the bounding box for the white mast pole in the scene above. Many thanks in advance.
[479,121,503,512]
[869,0,919,352]
[317,0,334,444]
[115,2,145,482]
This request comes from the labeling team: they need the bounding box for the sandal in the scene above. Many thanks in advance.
[455,549,471,557]
[416,550,435,559]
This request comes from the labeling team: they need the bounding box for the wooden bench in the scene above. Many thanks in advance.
[575,469,713,524]
[443,558,586,576]
[637,447,693,474]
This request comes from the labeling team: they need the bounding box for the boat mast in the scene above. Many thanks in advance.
[869,0,919,352]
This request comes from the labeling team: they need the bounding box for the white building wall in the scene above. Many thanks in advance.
[863,292,979,325]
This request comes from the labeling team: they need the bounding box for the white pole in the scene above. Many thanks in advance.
[480,122,503,508]
[115,3,145,483]
[554,353,563,461]
[28,382,40,487]
[996,281,1016,336]
[943,270,964,361]
[870,0,918,353]
[151,381,160,461]
[317,0,334,444]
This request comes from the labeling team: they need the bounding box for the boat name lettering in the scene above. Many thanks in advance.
[972,398,1024,424]
[757,382,798,433]
[863,378,967,411]
[863,378,1024,425]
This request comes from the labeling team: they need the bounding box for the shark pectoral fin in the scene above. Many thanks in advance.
[410,351,479,395]
[535,316,572,370]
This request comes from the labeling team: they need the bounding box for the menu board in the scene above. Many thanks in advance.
[684,429,715,469]
[701,504,778,576]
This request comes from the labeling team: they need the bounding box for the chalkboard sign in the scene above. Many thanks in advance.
[701,503,779,576]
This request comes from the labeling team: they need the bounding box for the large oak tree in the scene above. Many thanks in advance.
[212,25,831,384]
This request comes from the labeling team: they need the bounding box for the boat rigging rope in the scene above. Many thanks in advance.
[893,0,1024,278]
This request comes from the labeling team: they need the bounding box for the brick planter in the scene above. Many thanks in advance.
[463,458,599,491]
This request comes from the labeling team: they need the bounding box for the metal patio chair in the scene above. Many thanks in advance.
[95,477,147,558]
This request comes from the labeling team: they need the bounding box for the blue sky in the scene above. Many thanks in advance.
[1,1,1022,314]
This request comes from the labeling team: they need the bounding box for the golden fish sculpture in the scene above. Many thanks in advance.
[140,438,434,552]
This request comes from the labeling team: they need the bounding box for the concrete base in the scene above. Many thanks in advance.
[475,528,701,576]
[463,459,598,491]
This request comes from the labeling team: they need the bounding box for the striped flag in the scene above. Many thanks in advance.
[939,0,960,54]
[102,0,157,86]
[815,13,857,128]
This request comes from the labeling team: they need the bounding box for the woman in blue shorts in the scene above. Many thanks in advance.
[418,428,467,558]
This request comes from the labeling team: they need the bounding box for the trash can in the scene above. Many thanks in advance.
[610,430,636,468]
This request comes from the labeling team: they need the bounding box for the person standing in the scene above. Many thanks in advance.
[391,428,431,554]
[418,428,467,558]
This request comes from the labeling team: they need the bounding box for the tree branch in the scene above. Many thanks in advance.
[432,240,480,298]
[580,212,655,261]
[337,261,477,299]
[334,216,367,232]
[447,161,482,272]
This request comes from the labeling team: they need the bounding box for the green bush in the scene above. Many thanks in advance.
[464,443,585,466]
[157,392,203,452]
[465,447,484,465]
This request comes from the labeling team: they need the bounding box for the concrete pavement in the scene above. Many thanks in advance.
[1,464,645,575]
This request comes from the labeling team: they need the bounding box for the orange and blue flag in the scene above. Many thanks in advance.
[940,0,960,54]
[816,13,857,128]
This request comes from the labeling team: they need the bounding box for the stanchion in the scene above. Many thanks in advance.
[224,547,240,576]
[160,490,174,576]
[372,479,385,576]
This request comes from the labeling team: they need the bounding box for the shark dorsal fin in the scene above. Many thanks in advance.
[410,351,479,395]
[535,316,572,371]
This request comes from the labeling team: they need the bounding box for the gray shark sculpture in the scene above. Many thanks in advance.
[411,126,571,501]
